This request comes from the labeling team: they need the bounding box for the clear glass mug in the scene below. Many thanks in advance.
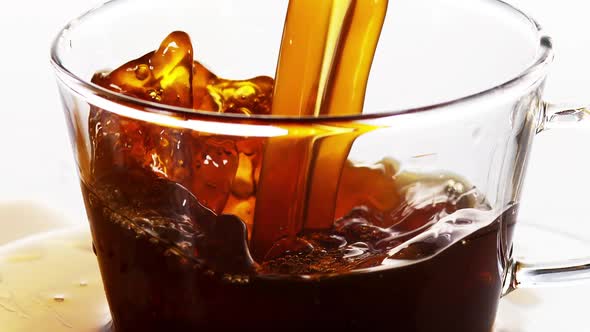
[50,0,590,331]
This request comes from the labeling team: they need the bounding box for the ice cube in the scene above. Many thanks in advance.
[88,105,234,213]
[92,31,194,107]
[88,31,195,182]
[187,135,239,213]
[88,105,195,199]
[88,108,148,177]
[192,61,274,115]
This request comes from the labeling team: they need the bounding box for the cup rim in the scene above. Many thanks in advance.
[50,0,554,123]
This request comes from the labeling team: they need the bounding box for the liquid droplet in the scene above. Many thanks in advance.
[53,294,65,303]
[135,64,150,80]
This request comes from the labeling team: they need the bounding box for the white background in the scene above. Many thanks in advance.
[0,0,588,330]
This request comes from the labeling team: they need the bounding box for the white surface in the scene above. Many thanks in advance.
[0,0,589,330]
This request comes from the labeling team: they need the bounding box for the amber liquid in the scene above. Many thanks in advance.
[74,1,518,331]
[252,0,388,258]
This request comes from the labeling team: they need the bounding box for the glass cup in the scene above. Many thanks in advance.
[51,0,590,331]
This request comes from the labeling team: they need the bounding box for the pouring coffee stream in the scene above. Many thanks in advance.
[251,0,389,259]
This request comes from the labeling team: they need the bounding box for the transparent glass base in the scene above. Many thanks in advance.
[496,223,590,331]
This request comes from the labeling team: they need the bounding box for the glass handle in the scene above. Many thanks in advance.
[505,102,590,293]
[538,103,590,131]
